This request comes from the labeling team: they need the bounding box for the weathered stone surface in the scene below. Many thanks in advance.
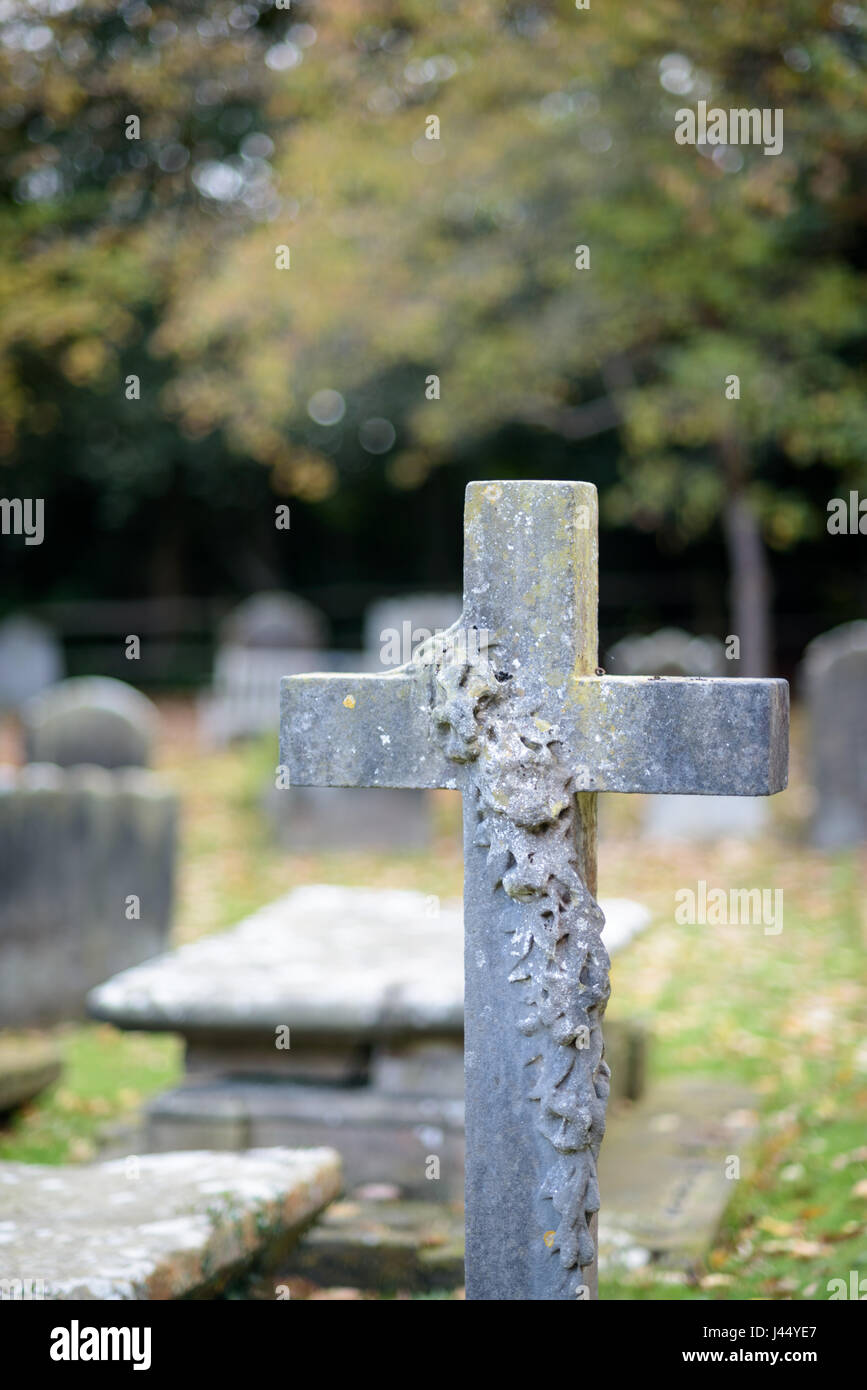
[289,1198,465,1293]
[22,677,158,770]
[266,592,445,846]
[0,762,176,1025]
[281,671,787,795]
[0,1033,62,1113]
[0,1147,340,1299]
[607,626,771,839]
[90,885,649,1198]
[87,884,649,1042]
[281,479,789,1303]
[142,1020,646,1199]
[146,1082,466,1200]
[0,616,63,711]
[89,886,465,1039]
[801,620,867,848]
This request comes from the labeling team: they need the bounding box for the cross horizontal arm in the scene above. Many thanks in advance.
[564,675,789,795]
[280,671,455,790]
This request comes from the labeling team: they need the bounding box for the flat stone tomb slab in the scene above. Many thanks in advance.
[88,884,649,1047]
[0,1147,340,1300]
[89,886,651,1200]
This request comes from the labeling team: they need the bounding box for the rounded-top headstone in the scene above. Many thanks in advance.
[801,619,867,848]
[607,627,725,677]
[220,592,328,650]
[0,616,64,709]
[363,593,462,662]
[22,676,158,769]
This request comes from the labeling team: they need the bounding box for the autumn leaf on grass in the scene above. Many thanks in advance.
[761,1239,831,1258]
[758,1216,798,1237]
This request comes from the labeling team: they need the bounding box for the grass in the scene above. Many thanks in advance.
[0,1026,181,1165]
[1,698,864,1299]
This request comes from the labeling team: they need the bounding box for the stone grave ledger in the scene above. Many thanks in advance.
[87,886,652,1200]
[0,763,176,1026]
[0,1147,340,1300]
[280,480,788,1301]
[606,627,768,841]
[801,620,867,848]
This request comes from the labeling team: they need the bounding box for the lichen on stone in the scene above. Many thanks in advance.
[431,624,610,1287]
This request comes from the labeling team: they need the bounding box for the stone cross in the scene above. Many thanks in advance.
[280,480,789,1301]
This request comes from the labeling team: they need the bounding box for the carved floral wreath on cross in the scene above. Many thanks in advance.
[424,624,610,1283]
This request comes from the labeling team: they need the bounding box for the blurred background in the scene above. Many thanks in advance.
[0,0,865,680]
[0,0,865,1302]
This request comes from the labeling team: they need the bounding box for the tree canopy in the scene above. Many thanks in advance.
[1,1,864,662]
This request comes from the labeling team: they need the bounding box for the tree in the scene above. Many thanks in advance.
[2,1,865,661]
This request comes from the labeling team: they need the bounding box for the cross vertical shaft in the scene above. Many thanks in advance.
[455,481,606,1300]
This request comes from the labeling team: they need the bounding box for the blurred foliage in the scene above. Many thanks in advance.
[0,0,864,612]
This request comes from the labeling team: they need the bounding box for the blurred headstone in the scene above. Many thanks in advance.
[199,590,332,744]
[0,763,176,1025]
[22,676,157,769]
[0,616,64,710]
[607,627,724,679]
[607,627,768,841]
[88,885,652,1196]
[364,593,462,670]
[801,620,867,848]
[220,591,328,651]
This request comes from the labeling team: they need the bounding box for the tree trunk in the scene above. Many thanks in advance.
[719,437,772,676]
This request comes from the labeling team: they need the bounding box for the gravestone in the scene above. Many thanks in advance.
[363,593,463,670]
[801,620,867,847]
[0,762,176,1025]
[607,628,769,841]
[199,591,332,745]
[22,676,157,769]
[607,628,724,679]
[280,480,788,1300]
[221,591,328,651]
[0,616,64,710]
[88,885,652,1195]
[0,1147,340,1300]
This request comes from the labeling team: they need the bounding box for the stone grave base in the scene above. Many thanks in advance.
[141,1019,647,1201]
[281,1198,465,1295]
[0,1147,340,1300]
[146,1080,466,1200]
[263,785,432,852]
[266,1077,756,1293]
